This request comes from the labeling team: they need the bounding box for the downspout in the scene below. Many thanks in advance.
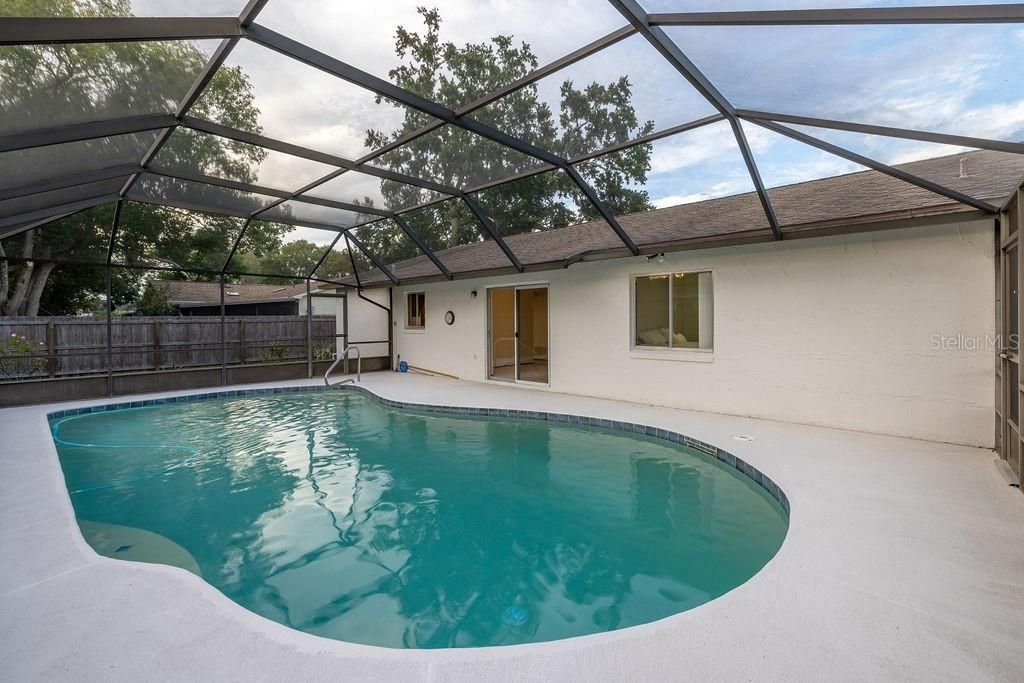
[355,287,393,371]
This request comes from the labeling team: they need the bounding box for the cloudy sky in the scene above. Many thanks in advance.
[123,0,1024,243]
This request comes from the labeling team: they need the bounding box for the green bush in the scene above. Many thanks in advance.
[0,333,47,379]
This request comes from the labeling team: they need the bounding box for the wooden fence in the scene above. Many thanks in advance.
[0,315,338,381]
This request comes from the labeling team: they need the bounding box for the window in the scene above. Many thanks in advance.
[406,291,425,329]
[633,272,713,350]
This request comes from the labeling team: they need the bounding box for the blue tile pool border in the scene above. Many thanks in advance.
[47,384,789,516]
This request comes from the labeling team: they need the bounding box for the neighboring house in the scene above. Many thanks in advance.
[155,281,335,316]
[349,150,1024,452]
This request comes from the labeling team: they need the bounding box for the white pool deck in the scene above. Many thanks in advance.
[1,372,1022,681]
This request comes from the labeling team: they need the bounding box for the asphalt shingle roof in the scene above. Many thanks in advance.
[354,149,1024,287]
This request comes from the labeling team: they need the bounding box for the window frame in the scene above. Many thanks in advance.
[630,269,714,359]
[405,290,426,331]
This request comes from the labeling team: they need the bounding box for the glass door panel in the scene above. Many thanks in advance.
[516,287,549,384]
[488,288,516,382]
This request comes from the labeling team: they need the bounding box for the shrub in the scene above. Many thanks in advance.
[0,333,47,380]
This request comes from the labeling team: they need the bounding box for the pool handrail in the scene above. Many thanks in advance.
[325,345,361,386]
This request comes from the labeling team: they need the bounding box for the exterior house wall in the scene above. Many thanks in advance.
[391,219,997,447]
[339,288,390,361]
[298,293,336,316]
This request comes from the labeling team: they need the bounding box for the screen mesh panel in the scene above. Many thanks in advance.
[0,40,218,135]
[1,203,115,265]
[154,127,336,193]
[227,221,339,280]
[189,39,441,162]
[303,169,450,213]
[371,124,547,191]
[258,0,627,109]
[0,179,125,222]
[0,132,158,193]
[113,202,246,274]
[127,173,279,218]
[472,34,717,159]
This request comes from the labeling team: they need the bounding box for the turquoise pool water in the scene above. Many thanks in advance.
[51,392,787,649]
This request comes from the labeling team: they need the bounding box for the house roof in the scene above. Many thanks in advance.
[155,281,311,307]
[354,149,1024,288]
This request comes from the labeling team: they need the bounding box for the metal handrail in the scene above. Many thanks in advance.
[324,345,360,386]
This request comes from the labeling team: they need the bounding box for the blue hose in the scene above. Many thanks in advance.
[51,413,199,494]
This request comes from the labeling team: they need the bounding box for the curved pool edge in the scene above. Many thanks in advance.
[46,383,790,521]
[38,379,795,661]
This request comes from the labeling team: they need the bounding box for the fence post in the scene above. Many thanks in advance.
[220,276,226,386]
[106,267,113,397]
[153,320,161,370]
[239,320,246,364]
[46,321,56,378]
[306,279,313,379]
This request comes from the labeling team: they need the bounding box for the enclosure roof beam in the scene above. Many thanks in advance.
[220,218,251,274]
[0,251,355,288]
[307,232,343,280]
[179,116,462,200]
[144,166,394,218]
[393,215,453,280]
[0,193,120,235]
[0,114,176,153]
[105,199,123,266]
[648,5,1024,27]
[736,110,1024,156]
[345,232,399,285]
[242,24,642,254]
[564,167,639,254]
[0,164,141,202]
[567,114,725,165]
[747,119,999,213]
[123,193,365,233]
[607,0,783,240]
[343,234,362,289]
[0,16,242,46]
[462,196,524,273]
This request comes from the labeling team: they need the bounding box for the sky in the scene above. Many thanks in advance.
[121,0,1024,240]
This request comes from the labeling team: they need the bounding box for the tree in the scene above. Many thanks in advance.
[358,7,655,265]
[0,0,288,315]
[135,280,177,316]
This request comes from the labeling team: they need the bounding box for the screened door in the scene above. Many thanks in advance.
[998,183,1023,485]
[488,285,549,384]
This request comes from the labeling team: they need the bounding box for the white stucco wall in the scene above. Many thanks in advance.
[341,288,390,359]
[390,219,997,447]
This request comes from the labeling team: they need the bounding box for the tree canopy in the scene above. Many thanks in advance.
[356,7,654,266]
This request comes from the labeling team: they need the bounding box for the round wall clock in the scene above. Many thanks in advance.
[444,310,456,325]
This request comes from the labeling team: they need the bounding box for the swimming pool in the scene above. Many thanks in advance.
[50,389,788,649]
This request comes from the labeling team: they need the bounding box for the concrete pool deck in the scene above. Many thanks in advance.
[1,373,1022,680]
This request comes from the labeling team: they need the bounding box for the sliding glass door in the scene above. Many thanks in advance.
[488,285,548,384]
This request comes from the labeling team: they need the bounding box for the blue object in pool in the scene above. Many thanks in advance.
[399,361,409,372]
[502,605,528,626]
[50,392,787,649]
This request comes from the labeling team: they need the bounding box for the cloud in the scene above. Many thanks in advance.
[653,179,753,208]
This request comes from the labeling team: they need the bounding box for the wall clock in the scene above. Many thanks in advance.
[444,310,455,325]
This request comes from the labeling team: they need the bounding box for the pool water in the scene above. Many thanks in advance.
[52,392,787,649]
